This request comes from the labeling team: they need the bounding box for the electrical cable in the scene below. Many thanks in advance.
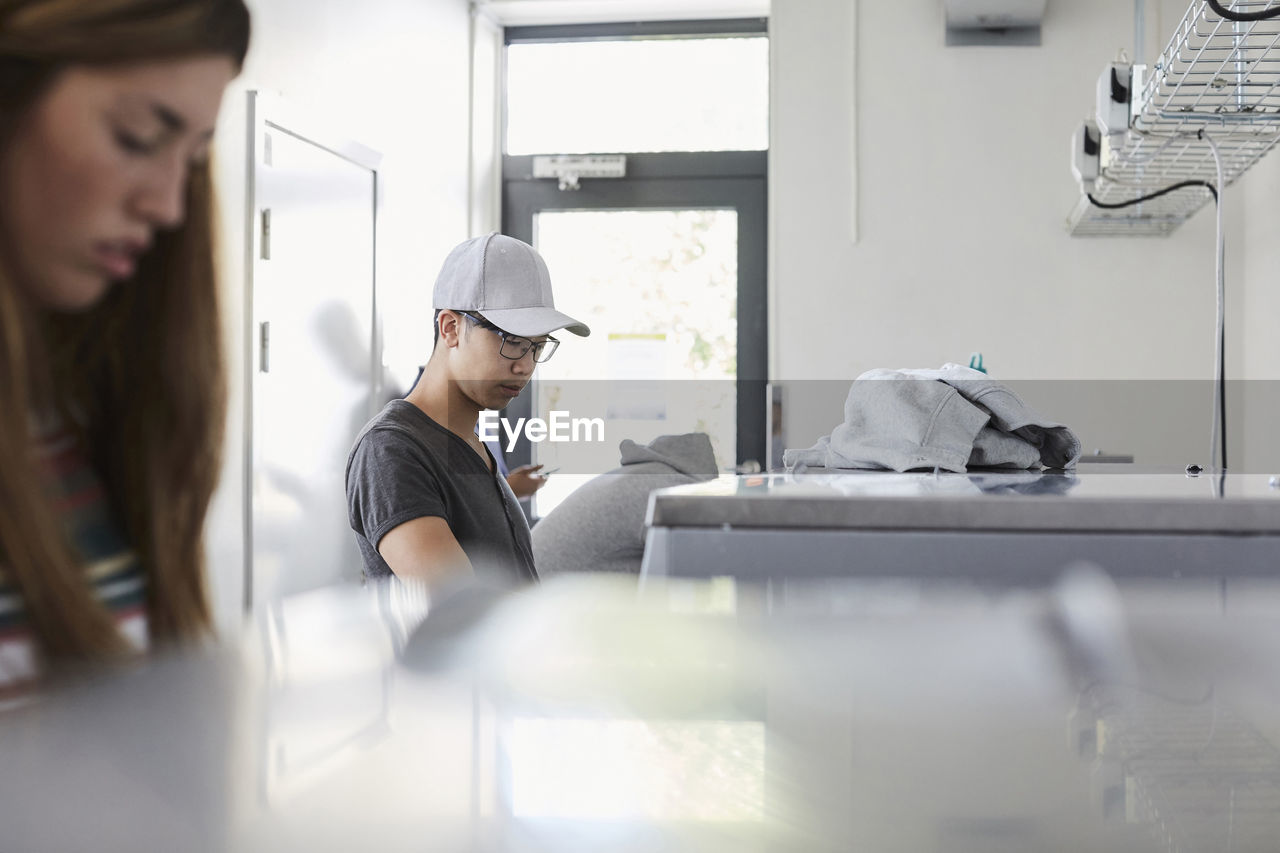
[1085,161,1227,470]
[1086,179,1217,208]
[1205,132,1227,471]
[1208,0,1280,22]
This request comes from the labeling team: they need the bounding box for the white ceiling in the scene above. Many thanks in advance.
[475,0,770,26]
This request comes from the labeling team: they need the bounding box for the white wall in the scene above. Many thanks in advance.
[205,0,473,632]
[771,0,1251,461]
[1241,136,1280,382]
[1237,111,1280,473]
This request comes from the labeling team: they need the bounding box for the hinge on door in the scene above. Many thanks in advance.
[263,131,273,167]
[260,208,271,260]
[259,321,270,373]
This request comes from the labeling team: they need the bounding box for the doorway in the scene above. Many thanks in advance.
[499,21,769,516]
[245,92,382,605]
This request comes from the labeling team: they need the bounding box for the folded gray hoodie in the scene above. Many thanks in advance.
[783,364,1081,473]
[532,433,719,575]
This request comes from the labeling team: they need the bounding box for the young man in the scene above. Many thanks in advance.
[345,233,589,586]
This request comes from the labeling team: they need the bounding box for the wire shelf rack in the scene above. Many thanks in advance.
[1093,691,1280,853]
[1069,0,1280,236]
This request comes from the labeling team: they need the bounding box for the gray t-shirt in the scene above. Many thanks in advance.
[345,400,537,585]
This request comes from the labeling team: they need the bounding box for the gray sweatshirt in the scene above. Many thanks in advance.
[531,433,719,575]
[783,365,1081,473]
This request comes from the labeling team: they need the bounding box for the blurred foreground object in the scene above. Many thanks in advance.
[2,571,1280,851]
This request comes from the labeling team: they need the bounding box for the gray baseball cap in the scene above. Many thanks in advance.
[432,233,590,338]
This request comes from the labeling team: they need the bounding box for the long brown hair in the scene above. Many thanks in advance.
[0,0,250,662]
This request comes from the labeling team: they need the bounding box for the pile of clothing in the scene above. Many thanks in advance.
[783,364,1081,473]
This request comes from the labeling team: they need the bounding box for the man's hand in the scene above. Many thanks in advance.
[506,464,550,499]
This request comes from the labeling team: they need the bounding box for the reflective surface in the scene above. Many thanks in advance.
[647,466,1280,531]
[3,574,1280,852]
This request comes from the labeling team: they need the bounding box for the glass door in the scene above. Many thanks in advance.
[500,21,768,517]
[504,164,766,517]
[530,208,741,515]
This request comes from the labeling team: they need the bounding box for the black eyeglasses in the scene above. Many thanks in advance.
[460,311,560,363]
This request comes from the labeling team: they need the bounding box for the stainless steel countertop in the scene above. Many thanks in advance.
[6,577,1280,852]
[646,465,1280,533]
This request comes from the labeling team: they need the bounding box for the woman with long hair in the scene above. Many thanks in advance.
[0,0,250,691]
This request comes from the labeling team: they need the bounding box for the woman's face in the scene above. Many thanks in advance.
[1,55,236,311]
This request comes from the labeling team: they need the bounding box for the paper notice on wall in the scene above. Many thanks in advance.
[607,333,667,420]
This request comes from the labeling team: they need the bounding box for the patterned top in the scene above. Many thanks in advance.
[0,423,148,703]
